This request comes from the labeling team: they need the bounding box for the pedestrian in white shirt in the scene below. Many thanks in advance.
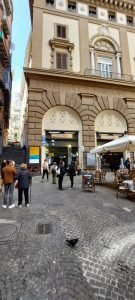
[42,159,49,182]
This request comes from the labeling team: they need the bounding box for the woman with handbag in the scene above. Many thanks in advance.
[15,164,32,208]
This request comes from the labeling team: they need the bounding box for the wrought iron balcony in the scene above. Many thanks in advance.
[84,68,135,82]
[0,31,10,67]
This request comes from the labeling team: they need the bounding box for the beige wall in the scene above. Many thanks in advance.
[127,32,135,76]
[42,13,80,72]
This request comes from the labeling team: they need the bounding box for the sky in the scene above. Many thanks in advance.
[11,0,31,102]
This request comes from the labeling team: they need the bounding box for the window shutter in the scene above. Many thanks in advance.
[57,25,61,38]
[62,54,67,69]
[56,53,68,69]
[62,26,66,38]
[56,53,62,69]
[57,25,66,38]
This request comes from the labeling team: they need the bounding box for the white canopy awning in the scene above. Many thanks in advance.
[90,135,135,154]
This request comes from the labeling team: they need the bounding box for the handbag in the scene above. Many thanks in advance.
[56,168,60,175]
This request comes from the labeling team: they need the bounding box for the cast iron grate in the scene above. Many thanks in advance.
[36,223,53,234]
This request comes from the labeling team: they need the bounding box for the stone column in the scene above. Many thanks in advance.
[116,53,122,78]
[90,48,95,75]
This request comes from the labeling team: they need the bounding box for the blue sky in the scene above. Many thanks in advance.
[12,0,31,98]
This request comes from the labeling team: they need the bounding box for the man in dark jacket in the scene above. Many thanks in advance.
[124,158,130,171]
[68,161,76,188]
[16,164,32,207]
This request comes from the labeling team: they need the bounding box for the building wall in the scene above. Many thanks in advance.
[27,0,135,168]
[42,14,80,72]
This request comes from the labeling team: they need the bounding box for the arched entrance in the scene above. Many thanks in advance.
[42,106,82,169]
[95,110,127,170]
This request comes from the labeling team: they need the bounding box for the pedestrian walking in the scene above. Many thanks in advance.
[42,159,49,182]
[15,164,32,208]
[50,162,57,184]
[68,161,76,188]
[58,161,65,190]
[1,160,16,209]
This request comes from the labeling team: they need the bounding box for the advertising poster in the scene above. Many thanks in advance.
[29,147,40,164]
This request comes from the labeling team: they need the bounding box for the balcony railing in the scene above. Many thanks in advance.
[84,69,135,82]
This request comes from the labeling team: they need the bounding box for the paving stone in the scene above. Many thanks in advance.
[0,175,135,299]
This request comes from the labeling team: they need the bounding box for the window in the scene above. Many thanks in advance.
[108,11,116,21]
[127,16,134,26]
[46,0,54,7]
[98,57,112,78]
[56,25,66,39]
[68,1,76,12]
[89,6,97,17]
[56,53,68,69]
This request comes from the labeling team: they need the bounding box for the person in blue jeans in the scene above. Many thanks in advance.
[15,164,32,208]
[2,160,16,209]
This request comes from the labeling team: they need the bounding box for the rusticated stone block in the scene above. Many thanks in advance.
[28,112,35,117]
[36,101,48,112]
[36,112,43,119]
[89,115,95,121]
[28,140,41,146]
[53,91,60,105]
[83,125,89,131]
[43,91,52,108]
[28,134,35,141]
[29,92,42,101]
[28,117,41,123]
[36,123,42,129]
[94,101,102,113]
[82,116,89,122]
[35,135,41,141]
[80,110,89,117]
[83,130,89,135]
[47,91,56,107]
[29,100,35,106]
[83,141,91,147]
[97,96,106,110]
[83,136,90,142]
[29,129,41,135]
[28,123,35,129]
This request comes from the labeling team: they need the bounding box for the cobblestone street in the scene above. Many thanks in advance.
[0,174,135,300]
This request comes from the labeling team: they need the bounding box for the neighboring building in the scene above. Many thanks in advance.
[8,99,21,143]
[0,0,13,152]
[25,0,135,169]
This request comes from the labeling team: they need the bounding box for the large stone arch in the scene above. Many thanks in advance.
[41,105,83,168]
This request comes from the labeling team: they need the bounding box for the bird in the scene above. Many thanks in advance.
[66,238,78,247]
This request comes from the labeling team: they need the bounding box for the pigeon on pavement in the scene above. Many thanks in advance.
[66,238,78,247]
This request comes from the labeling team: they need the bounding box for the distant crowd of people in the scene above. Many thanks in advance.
[0,159,32,209]
[42,159,81,190]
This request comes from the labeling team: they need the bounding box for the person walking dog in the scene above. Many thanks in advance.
[15,164,32,208]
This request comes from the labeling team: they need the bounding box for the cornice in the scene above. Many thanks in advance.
[81,0,135,14]
[24,67,135,90]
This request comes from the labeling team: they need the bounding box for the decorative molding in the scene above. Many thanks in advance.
[89,25,121,52]
[95,109,127,133]
[49,38,74,51]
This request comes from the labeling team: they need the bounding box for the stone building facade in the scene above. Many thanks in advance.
[25,0,135,168]
[0,0,13,152]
